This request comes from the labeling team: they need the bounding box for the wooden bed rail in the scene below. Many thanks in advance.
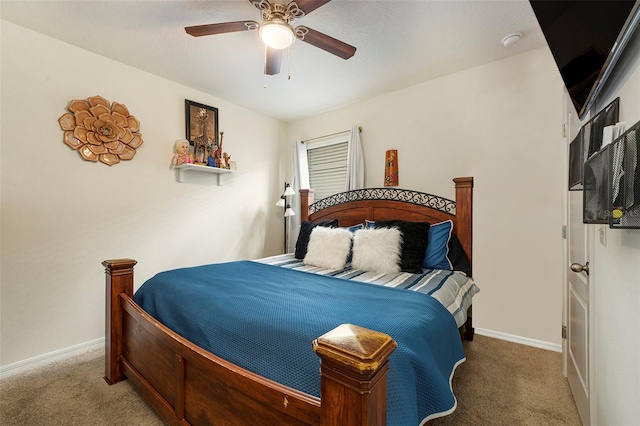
[103,259,397,426]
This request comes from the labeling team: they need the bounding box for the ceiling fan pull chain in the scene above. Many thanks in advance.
[287,45,292,80]
[263,45,268,88]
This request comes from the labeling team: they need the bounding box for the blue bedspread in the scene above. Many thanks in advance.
[135,261,465,425]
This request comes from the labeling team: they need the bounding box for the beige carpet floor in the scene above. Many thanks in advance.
[0,349,164,426]
[0,335,581,425]
[439,335,581,426]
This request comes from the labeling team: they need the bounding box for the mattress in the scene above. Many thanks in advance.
[256,253,479,328]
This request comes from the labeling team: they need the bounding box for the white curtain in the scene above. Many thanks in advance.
[289,140,309,251]
[346,125,365,190]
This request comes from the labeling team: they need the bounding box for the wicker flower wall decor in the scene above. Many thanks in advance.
[58,95,143,166]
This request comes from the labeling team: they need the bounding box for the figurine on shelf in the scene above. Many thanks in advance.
[207,143,217,167]
[212,131,224,167]
[193,109,212,165]
[222,152,231,169]
[171,139,193,169]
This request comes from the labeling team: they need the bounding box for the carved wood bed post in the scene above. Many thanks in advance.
[313,324,397,426]
[103,258,137,385]
[453,177,473,276]
[299,189,315,222]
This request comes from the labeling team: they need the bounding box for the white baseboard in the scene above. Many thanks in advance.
[0,337,105,379]
[0,329,561,379]
[475,328,562,352]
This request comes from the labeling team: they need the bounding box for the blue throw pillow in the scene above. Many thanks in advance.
[422,220,453,270]
[343,223,364,263]
[347,223,364,233]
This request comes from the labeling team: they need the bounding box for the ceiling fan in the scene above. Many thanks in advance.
[185,0,357,76]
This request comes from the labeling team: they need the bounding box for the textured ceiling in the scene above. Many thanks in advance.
[0,0,548,122]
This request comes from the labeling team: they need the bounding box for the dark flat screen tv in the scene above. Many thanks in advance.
[530,1,640,119]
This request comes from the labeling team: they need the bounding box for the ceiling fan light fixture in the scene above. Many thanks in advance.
[259,19,295,50]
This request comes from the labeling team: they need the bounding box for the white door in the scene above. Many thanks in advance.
[564,94,595,426]
[567,191,592,425]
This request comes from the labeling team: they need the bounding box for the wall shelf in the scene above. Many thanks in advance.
[174,164,234,185]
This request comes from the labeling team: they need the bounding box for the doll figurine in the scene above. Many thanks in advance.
[172,139,193,168]
[212,131,224,167]
[222,152,231,169]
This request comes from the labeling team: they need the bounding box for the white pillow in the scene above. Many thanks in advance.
[351,228,402,274]
[303,226,353,270]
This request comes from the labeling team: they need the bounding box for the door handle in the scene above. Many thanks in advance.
[570,262,589,276]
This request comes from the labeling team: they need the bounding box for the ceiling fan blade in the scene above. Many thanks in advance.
[291,0,332,16]
[295,26,356,60]
[185,21,258,37]
[265,47,282,75]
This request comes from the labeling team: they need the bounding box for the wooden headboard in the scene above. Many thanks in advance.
[299,177,473,274]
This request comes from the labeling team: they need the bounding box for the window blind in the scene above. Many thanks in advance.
[307,141,348,201]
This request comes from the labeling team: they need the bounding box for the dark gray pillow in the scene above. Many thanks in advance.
[447,233,471,276]
[374,220,430,274]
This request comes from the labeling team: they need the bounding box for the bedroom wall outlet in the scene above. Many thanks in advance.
[599,225,607,246]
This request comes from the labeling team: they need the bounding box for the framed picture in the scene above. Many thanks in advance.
[185,99,218,164]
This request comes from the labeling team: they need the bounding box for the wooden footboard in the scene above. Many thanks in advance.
[104,259,397,426]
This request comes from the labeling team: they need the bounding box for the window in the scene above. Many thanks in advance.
[306,137,348,201]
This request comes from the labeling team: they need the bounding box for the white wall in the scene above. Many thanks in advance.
[0,21,285,367]
[589,25,640,425]
[287,48,566,347]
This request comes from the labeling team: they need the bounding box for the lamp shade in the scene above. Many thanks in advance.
[284,206,296,217]
[283,185,295,196]
[275,197,285,207]
[259,20,295,50]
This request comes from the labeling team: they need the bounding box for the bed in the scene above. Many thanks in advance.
[103,176,475,426]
